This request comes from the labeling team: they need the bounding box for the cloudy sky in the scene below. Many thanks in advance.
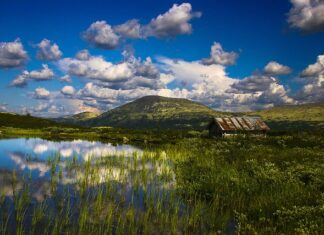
[0,0,323,117]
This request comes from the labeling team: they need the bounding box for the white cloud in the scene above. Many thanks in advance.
[0,39,28,68]
[82,3,201,50]
[59,50,162,90]
[227,75,295,109]
[11,64,54,87]
[59,55,133,82]
[143,3,201,38]
[31,97,100,117]
[158,57,236,91]
[0,103,8,112]
[296,54,324,102]
[10,72,29,87]
[82,21,120,49]
[36,39,62,61]
[288,0,324,32]
[300,55,324,77]
[75,49,90,60]
[61,85,75,96]
[264,61,292,75]
[134,57,160,78]
[114,19,141,38]
[59,75,72,83]
[71,47,297,112]
[78,82,188,109]
[28,64,54,80]
[201,42,238,66]
[33,87,50,99]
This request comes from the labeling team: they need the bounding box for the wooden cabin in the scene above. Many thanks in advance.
[208,117,270,137]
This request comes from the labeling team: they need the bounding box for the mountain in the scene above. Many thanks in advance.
[84,96,227,129]
[53,111,100,124]
[0,112,69,129]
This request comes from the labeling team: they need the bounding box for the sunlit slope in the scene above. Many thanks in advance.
[54,111,100,124]
[85,96,227,129]
[250,102,324,130]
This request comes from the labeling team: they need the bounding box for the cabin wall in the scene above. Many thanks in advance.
[209,123,223,137]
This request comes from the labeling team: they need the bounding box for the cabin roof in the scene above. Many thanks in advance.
[210,117,270,131]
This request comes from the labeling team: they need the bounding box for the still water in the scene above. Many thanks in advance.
[0,138,178,233]
[0,138,141,179]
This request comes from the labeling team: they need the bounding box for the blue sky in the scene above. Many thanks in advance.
[0,0,323,116]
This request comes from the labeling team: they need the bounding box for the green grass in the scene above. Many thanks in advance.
[0,131,323,234]
[0,112,72,129]
[172,133,324,234]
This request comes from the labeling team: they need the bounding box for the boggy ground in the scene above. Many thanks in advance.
[0,130,323,234]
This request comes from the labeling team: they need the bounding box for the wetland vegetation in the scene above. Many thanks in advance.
[0,130,323,234]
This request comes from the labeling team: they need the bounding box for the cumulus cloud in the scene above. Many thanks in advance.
[75,49,90,60]
[59,50,162,90]
[114,19,141,38]
[59,75,72,83]
[11,64,54,87]
[61,85,75,96]
[59,55,133,82]
[10,72,29,87]
[264,61,292,75]
[82,3,201,49]
[227,75,295,110]
[296,54,324,102]
[33,87,50,99]
[82,21,120,49]
[69,46,296,112]
[0,39,28,68]
[28,64,54,80]
[31,97,100,117]
[31,101,63,116]
[300,55,324,77]
[78,82,187,109]
[36,39,62,61]
[158,57,236,91]
[201,42,238,66]
[149,2,201,37]
[288,0,324,32]
[143,3,201,38]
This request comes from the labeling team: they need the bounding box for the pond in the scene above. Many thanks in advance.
[0,138,143,181]
[0,138,181,234]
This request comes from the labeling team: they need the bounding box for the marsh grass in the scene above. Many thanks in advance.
[0,132,323,234]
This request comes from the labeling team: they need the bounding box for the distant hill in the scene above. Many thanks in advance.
[81,96,324,131]
[2,97,322,131]
[250,103,324,131]
[53,111,100,125]
[0,112,69,129]
[252,102,324,122]
[84,96,227,129]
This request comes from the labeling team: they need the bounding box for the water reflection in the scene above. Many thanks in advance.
[0,138,174,200]
[0,138,144,196]
[0,138,186,234]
